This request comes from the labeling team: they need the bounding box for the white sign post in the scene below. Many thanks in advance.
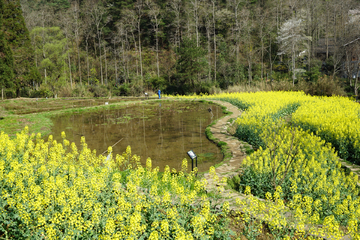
[187,150,197,173]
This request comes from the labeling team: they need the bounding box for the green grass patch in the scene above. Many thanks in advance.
[205,125,232,170]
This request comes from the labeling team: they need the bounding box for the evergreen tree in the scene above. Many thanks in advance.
[174,37,207,94]
[0,0,14,98]
[2,0,40,96]
[45,0,69,11]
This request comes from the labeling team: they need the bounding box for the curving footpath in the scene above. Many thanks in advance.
[203,100,248,208]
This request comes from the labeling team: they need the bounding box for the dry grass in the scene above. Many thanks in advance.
[219,76,346,97]
[0,106,7,119]
[58,84,95,98]
[224,82,272,93]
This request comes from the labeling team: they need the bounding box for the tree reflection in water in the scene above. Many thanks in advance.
[50,101,224,172]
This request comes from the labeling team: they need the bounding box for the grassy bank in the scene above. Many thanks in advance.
[0,98,158,136]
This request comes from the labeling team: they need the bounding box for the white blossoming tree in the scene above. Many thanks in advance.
[277,17,311,85]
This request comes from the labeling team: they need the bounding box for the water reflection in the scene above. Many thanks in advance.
[50,101,225,172]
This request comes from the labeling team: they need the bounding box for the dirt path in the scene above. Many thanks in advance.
[340,161,360,187]
[203,100,249,208]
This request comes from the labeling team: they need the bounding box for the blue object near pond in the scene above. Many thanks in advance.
[158,89,161,99]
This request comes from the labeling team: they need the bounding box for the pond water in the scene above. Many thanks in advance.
[50,101,225,172]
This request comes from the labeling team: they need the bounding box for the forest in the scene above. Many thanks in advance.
[1,0,360,98]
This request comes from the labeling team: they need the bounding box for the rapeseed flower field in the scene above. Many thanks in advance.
[0,127,232,239]
[2,91,360,239]
[172,91,360,239]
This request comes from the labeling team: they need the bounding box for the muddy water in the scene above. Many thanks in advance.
[50,101,225,172]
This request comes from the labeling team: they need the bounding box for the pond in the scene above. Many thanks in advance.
[50,100,226,172]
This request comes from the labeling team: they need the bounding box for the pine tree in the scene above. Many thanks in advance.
[0,0,14,99]
[175,37,207,93]
[2,0,40,96]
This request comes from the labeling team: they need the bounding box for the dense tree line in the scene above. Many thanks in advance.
[2,0,360,97]
[1,0,40,98]
[0,0,14,99]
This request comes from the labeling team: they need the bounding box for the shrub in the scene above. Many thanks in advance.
[57,85,72,97]
[71,84,93,97]
[89,84,109,97]
[145,76,167,92]
[30,86,53,98]
[307,75,346,97]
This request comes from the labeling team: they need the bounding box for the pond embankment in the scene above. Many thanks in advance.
[200,100,250,205]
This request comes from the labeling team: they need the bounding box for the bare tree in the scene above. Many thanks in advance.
[343,41,360,96]
[103,39,108,84]
[40,6,54,84]
[275,0,286,32]
[342,11,360,96]
[111,34,119,84]
[82,5,94,85]
[117,21,131,81]
[332,45,344,77]
[243,22,257,85]
[201,1,212,82]
[184,4,192,39]
[302,0,316,71]
[211,0,217,84]
[167,0,182,50]
[231,0,249,82]
[256,6,266,79]
[70,0,82,84]
[21,0,41,32]
[190,0,200,47]
[147,0,162,78]
[122,9,139,76]
[135,0,144,78]
[89,0,107,84]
